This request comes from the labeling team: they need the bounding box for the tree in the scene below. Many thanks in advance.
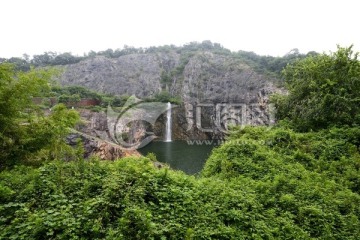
[0,64,79,168]
[31,51,57,66]
[53,52,82,65]
[273,45,360,131]
[6,57,30,71]
[22,53,30,62]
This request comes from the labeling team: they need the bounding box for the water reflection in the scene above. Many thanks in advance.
[138,141,215,175]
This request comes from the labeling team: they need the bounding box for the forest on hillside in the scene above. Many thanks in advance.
[0,41,315,78]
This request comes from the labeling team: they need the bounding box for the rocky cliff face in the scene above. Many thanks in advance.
[60,53,178,97]
[70,109,142,159]
[177,52,271,103]
[59,50,278,102]
[59,50,282,143]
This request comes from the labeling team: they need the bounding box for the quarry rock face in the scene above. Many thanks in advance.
[59,51,279,103]
[61,54,164,97]
[60,50,282,145]
[179,52,270,104]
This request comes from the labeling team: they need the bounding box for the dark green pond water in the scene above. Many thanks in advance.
[138,141,215,175]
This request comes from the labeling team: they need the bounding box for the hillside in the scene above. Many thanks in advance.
[59,50,277,104]
[0,42,314,142]
[0,42,312,103]
[1,42,317,110]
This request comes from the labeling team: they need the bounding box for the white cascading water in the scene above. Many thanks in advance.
[165,102,172,142]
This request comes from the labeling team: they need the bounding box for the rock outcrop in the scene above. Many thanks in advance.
[59,50,283,143]
[67,113,141,160]
[67,132,141,160]
[59,50,279,103]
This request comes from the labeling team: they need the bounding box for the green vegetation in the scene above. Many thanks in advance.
[0,158,271,239]
[273,45,360,131]
[1,46,360,239]
[202,125,360,239]
[50,85,130,108]
[145,90,182,105]
[1,126,360,239]
[52,85,101,106]
[0,64,79,169]
[51,85,181,109]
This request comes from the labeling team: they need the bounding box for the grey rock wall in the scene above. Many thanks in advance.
[59,50,278,103]
[59,50,283,142]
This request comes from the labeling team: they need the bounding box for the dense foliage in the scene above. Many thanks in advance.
[1,126,360,239]
[273,45,360,131]
[0,64,79,168]
[235,48,314,78]
[204,126,360,190]
[50,85,131,109]
[52,85,102,104]
[144,90,182,104]
[0,158,269,239]
[202,126,360,239]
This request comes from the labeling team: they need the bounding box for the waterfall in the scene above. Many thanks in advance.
[165,102,172,142]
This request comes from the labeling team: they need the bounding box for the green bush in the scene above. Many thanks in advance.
[274,45,360,131]
[202,126,360,238]
[0,64,80,168]
[0,158,272,239]
[1,143,360,239]
[145,91,182,105]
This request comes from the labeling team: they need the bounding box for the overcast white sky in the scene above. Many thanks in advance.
[1,0,359,58]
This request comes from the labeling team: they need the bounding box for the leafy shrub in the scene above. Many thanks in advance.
[0,64,80,168]
[274,45,360,131]
[1,145,360,239]
[203,126,360,238]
